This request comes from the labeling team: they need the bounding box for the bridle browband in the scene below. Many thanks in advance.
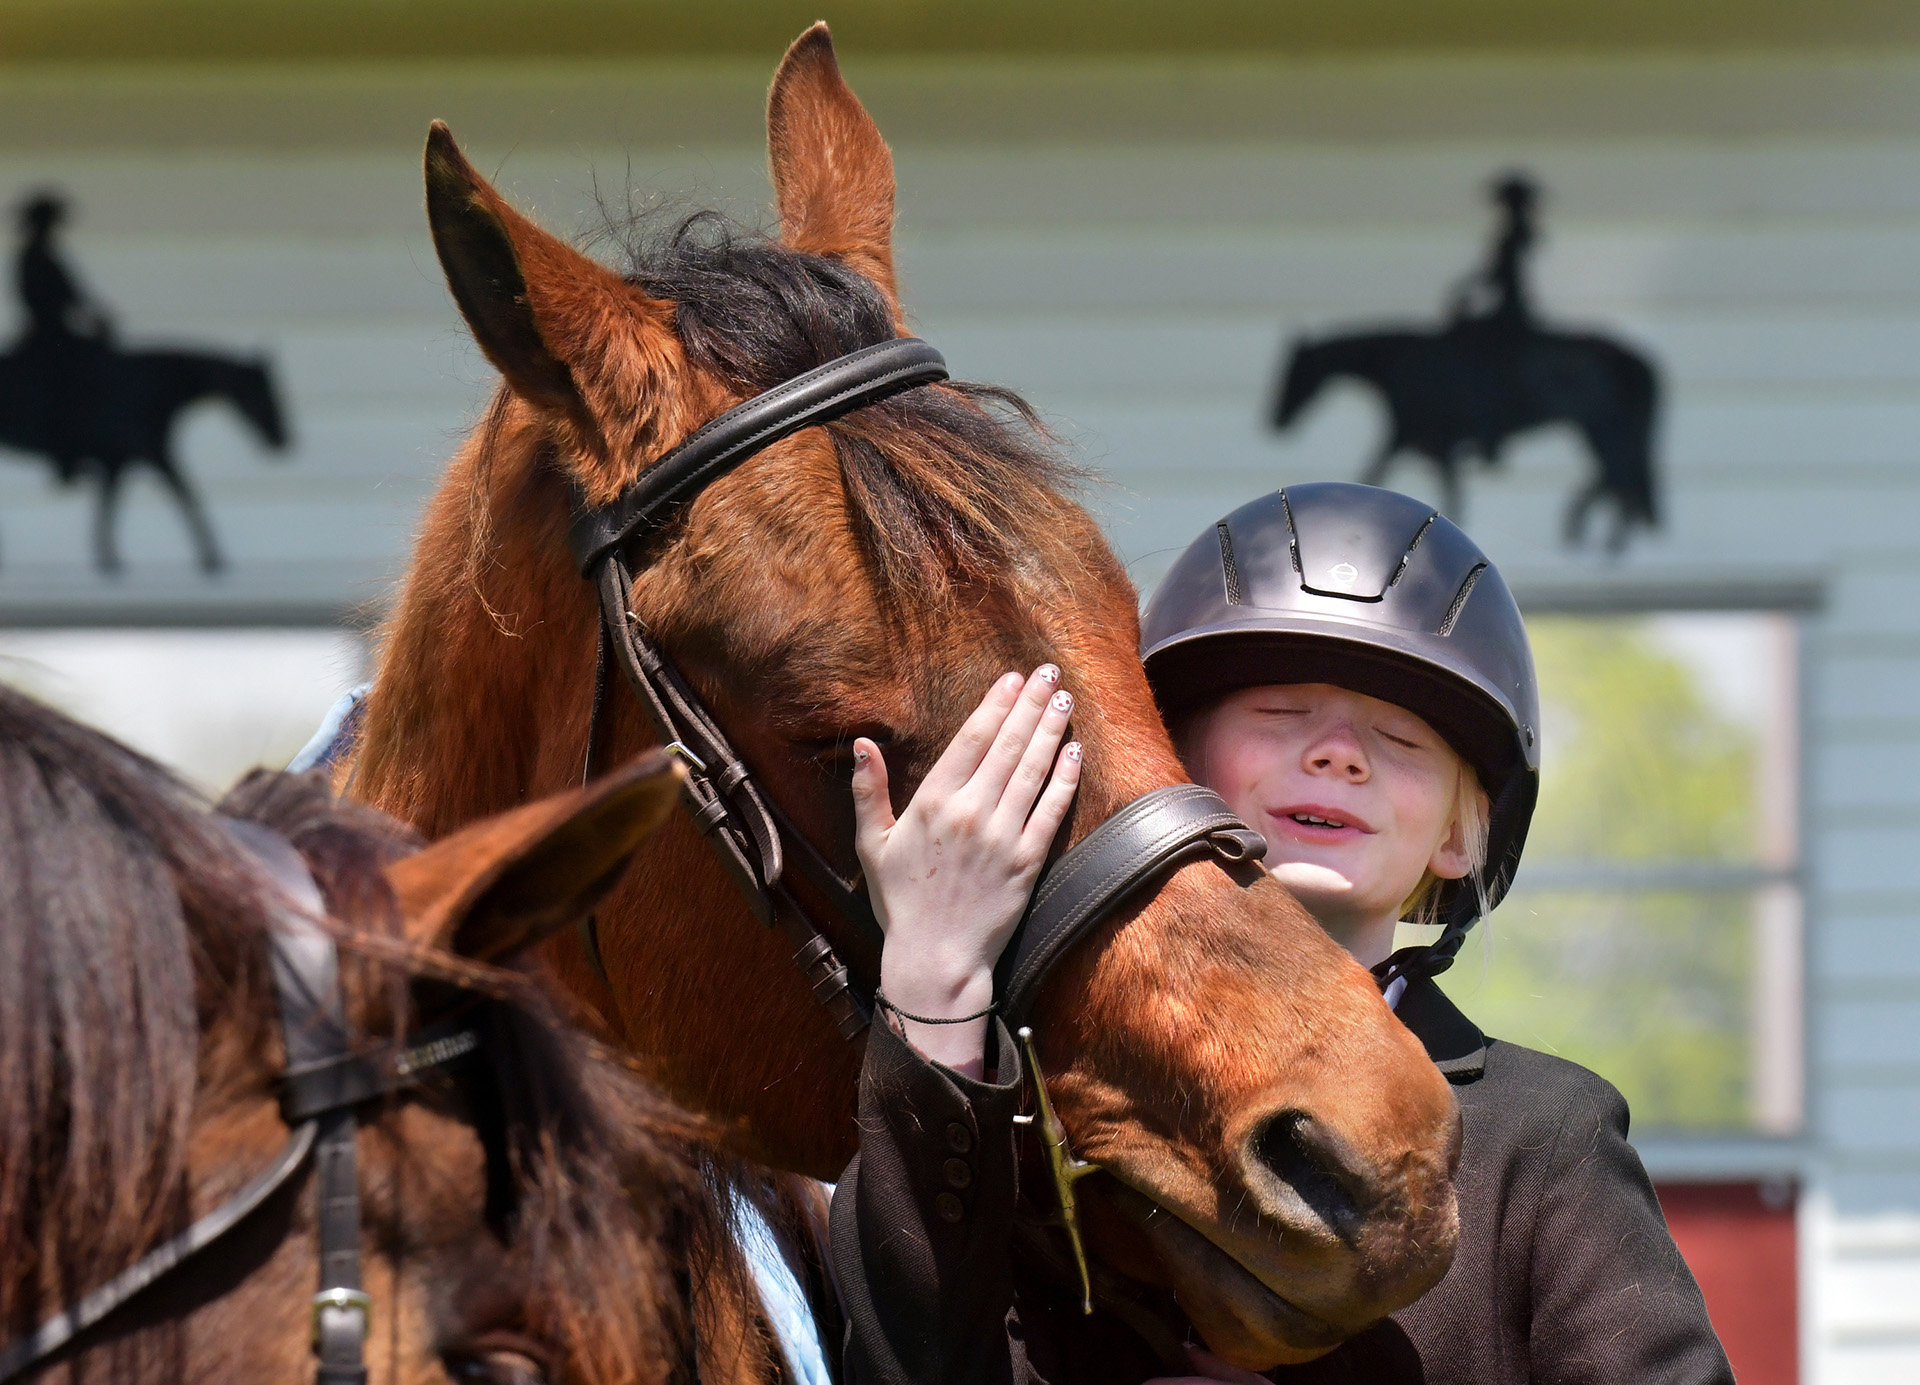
[569,336,1266,1041]
[0,823,482,1385]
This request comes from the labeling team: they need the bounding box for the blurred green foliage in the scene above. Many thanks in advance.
[1429,616,1759,1131]
[1526,617,1756,864]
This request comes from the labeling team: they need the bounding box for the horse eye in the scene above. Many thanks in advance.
[446,1349,547,1385]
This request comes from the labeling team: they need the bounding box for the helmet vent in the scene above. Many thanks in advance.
[1386,513,1437,591]
[1215,522,1244,605]
[1437,562,1487,636]
[1279,488,1303,575]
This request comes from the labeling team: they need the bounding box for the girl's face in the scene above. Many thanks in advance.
[1188,683,1475,935]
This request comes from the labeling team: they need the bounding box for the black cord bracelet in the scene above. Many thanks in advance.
[873,991,997,1026]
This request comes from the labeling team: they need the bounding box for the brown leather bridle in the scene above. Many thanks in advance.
[566,337,1266,1343]
[568,337,1265,1040]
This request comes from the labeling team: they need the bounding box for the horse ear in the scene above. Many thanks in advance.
[424,121,678,470]
[384,752,684,966]
[767,23,903,323]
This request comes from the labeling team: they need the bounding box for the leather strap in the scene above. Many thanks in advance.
[568,337,948,575]
[567,338,945,1043]
[240,821,372,1385]
[590,555,876,1039]
[0,1123,317,1384]
[996,785,1265,1027]
[281,1018,481,1122]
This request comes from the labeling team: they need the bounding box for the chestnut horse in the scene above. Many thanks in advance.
[0,686,795,1384]
[349,24,1460,1371]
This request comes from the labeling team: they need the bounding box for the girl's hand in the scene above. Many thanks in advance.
[852,665,1082,1076]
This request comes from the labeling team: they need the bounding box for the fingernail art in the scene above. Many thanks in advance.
[853,744,870,766]
[1050,690,1072,713]
[1038,664,1060,684]
[1064,741,1083,762]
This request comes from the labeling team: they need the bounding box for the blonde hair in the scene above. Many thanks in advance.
[1399,759,1491,927]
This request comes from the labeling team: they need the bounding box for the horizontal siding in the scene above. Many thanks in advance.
[1813,744,1920,811]
[1815,999,1920,1070]
[1818,917,1920,985]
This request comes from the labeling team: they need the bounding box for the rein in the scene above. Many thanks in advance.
[566,335,1266,1333]
[0,823,482,1385]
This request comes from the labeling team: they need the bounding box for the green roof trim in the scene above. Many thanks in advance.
[5,0,1920,64]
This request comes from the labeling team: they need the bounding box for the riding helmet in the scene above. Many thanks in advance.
[1140,482,1539,957]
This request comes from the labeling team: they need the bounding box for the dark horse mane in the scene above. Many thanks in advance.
[0,683,762,1382]
[0,683,268,1340]
[590,212,1090,614]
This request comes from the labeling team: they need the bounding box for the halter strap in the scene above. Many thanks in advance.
[237,820,375,1385]
[0,1125,318,1383]
[996,785,1265,1027]
[572,338,950,1039]
[568,337,949,575]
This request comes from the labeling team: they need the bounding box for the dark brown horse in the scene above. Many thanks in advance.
[0,685,797,1384]
[347,25,1461,1371]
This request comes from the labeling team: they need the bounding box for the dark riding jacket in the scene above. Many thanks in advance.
[829,972,1734,1385]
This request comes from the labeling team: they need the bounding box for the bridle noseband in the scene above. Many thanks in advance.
[568,335,1266,1339]
[0,823,483,1385]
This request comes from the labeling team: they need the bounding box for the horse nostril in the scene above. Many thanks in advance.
[1246,1110,1375,1241]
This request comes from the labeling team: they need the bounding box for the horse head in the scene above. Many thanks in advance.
[0,682,773,1383]
[233,354,289,450]
[1272,334,1334,430]
[353,25,1460,1368]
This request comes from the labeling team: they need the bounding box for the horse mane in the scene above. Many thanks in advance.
[595,211,1094,616]
[0,686,770,1384]
[0,682,270,1340]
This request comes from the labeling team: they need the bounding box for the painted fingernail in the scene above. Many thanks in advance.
[854,744,870,766]
[1050,690,1072,714]
[1064,741,1083,762]
[1037,664,1060,685]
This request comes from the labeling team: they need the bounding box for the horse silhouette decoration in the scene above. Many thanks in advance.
[1272,174,1662,551]
[0,193,288,573]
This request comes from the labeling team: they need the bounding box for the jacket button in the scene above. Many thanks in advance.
[946,1122,973,1154]
[943,1158,973,1190]
[934,1192,965,1223]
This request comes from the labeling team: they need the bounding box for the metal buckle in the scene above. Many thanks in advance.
[663,740,708,775]
[1013,1025,1102,1314]
[311,1287,371,1348]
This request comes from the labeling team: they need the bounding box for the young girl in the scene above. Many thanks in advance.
[832,482,1732,1384]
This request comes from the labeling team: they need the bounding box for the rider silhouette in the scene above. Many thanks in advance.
[18,194,112,346]
[1449,173,1539,332]
[12,193,113,482]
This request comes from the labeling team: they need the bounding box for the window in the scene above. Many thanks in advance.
[0,628,366,795]
[1409,612,1802,1135]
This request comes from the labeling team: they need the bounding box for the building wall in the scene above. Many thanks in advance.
[0,53,1917,1379]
